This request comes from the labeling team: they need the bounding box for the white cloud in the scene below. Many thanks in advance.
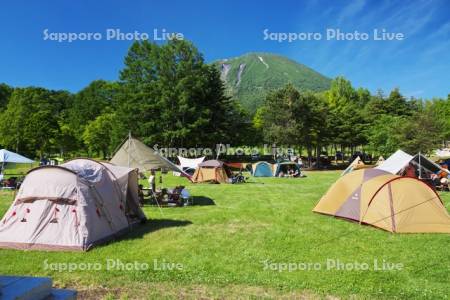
[337,0,367,25]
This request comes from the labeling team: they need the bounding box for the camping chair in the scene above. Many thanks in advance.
[2,177,18,189]
[436,178,449,192]
[149,188,164,205]
[231,172,246,184]
[168,186,185,206]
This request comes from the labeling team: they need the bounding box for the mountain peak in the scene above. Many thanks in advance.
[214,53,331,114]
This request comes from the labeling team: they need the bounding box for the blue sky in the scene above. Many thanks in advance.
[0,0,449,99]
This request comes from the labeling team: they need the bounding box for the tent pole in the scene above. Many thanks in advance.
[216,143,221,160]
[419,152,422,179]
[127,131,131,168]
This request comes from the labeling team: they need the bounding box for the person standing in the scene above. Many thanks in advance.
[148,169,156,192]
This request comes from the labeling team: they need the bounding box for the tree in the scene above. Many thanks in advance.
[397,109,443,154]
[82,113,116,158]
[260,84,329,164]
[385,88,414,116]
[356,87,371,107]
[260,83,303,146]
[0,88,70,156]
[115,39,245,150]
[0,83,13,111]
[423,97,450,143]
[365,88,414,122]
[326,77,366,152]
[366,115,405,156]
[68,80,118,144]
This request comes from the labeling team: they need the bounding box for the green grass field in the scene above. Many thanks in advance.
[0,171,449,299]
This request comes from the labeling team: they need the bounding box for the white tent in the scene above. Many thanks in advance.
[173,156,205,176]
[435,149,450,160]
[178,156,205,169]
[376,149,447,176]
[375,150,413,174]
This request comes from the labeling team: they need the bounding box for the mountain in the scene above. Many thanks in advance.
[215,52,332,114]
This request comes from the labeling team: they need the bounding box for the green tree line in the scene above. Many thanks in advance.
[0,39,448,161]
[256,79,450,162]
[0,39,250,158]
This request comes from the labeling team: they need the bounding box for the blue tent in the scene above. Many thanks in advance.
[0,149,34,164]
[252,161,273,177]
[273,161,301,177]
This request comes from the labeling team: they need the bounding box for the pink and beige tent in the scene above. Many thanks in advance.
[0,158,146,251]
[313,168,450,233]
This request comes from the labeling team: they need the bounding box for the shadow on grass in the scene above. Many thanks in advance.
[191,196,215,206]
[145,196,216,207]
[121,219,192,241]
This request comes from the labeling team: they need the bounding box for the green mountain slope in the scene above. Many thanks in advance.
[215,52,332,114]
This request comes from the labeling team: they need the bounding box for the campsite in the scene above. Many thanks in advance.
[1,1,450,299]
[0,146,449,298]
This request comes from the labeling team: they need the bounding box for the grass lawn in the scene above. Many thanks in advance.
[0,170,449,299]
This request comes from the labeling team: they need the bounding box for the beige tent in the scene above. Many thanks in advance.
[341,157,370,176]
[192,160,231,184]
[111,136,181,173]
[313,168,450,233]
[0,158,146,251]
[375,156,385,166]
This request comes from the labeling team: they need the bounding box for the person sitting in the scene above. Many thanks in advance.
[169,186,185,206]
[430,173,440,187]
[404,164,416,178]
[39,156,49,166]
[3,177,17,189]
[440,177,449,191]
[278,171,285,177]
[287,168,294,177]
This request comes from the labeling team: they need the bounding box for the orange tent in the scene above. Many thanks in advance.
[313,168,450,233]
[192,160,232,184]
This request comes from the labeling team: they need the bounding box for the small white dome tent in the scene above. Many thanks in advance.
[173,156,205,176]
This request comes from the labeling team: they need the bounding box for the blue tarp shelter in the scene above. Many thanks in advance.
[0,149,34,165]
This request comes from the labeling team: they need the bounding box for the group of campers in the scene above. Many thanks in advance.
[403,163,449,190]
[342,149,450,191]
[277,166,300,177]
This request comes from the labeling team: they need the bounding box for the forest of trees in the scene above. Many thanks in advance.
[0,39,449,162]
[256,79,450,162]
